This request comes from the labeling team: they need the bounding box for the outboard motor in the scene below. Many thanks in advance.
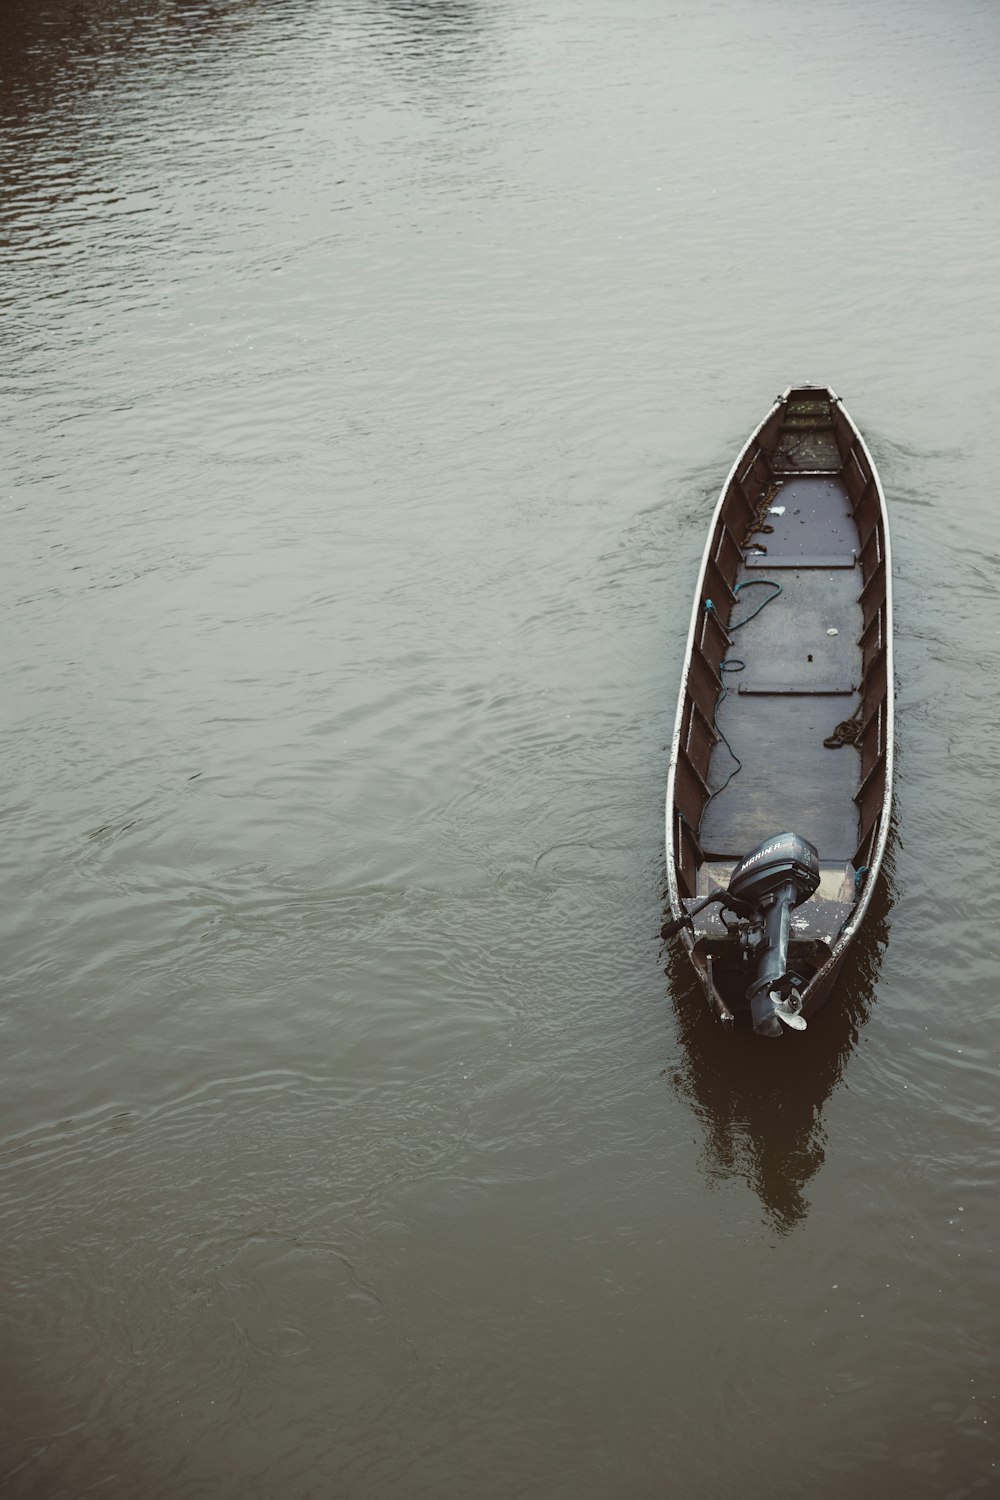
[727,832,820,1035]
[662,831,820,1037]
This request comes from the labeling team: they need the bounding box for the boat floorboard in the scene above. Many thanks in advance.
[700,477,864,864]
[751,474,856,564]
[700,693,860,861]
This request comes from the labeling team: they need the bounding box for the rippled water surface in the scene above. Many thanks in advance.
[3,1,1000,1495]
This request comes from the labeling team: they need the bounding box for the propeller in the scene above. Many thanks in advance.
[770,990,807,1031]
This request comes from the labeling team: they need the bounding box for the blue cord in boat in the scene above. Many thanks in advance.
[729,578,783,630]
[700,580,783,816]
[704,658,746,803]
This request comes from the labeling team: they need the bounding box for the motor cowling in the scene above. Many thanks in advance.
[728,831,820,909]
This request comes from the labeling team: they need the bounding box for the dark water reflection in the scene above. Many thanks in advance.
[0,0,258,100]
[667,841,895,1234]
[0,0,490,105]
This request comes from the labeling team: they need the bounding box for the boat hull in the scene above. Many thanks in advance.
[664,386,893,1029]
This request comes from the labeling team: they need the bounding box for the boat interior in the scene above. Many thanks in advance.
[670,388,891,1011]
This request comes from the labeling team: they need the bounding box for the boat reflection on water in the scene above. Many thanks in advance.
[664,840,896,1234]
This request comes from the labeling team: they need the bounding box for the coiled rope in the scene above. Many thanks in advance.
[741,484,780,550]
[823,700,864,749]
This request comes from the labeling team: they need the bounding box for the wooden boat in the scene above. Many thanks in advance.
[663,385,893,1037]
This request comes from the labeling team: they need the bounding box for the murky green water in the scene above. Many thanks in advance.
[2,1,999,1494]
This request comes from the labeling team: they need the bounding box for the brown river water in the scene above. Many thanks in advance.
[2,1,999,1495]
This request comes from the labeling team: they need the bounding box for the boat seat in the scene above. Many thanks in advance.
[697,861,856,902]
[745,552,856,570]
[738,682,855,696]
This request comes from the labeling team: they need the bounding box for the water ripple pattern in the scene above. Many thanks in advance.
[2,1,1000,1495]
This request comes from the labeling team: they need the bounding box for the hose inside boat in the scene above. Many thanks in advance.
[728,577,782,630]
[705,658,746,803]
[700,580,783,818]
